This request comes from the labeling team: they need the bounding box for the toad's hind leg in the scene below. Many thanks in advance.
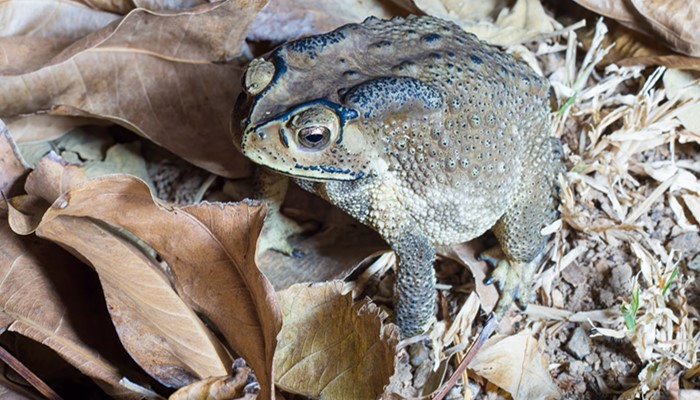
[491,137,563,316]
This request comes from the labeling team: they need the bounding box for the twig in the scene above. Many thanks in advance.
[0,344,63,400]
[432,313,499,400]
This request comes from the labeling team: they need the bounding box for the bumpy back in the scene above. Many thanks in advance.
[245,15,550,131]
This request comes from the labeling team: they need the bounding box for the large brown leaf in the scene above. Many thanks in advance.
[0,0,264,178]
[32,175,281,399]
[275,282,399,400]
[2,138,149,398]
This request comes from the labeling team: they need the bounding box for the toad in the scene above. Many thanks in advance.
[233,15,563,337]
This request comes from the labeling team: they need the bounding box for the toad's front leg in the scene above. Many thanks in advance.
[390,230,437,337]
[318,177,438,338]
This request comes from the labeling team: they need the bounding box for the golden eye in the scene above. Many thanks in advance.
[298,126,331,149]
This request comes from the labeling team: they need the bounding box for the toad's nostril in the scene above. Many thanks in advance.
[256,130,267,140]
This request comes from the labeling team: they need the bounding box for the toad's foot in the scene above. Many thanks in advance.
[256,168,305,257]
[488,259,538,318]
[258,211,305,257]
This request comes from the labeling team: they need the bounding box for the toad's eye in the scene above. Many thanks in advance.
[298,126,331,150]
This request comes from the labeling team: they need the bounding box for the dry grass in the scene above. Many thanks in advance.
[536,19,699,398]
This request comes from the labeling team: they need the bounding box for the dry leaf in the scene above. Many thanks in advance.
[446,242,499,313]
[74,0,136,14]
[494,0,559,34]
[36,215,232,387]
[85,142,150,182]
[590,22,700,69]
[0,0,119,76]
[7,194,50,235]
[169,365,253,400]
[404,0,507,21]
[248,0,398,43]
[26,153,87,204]
[29,174,280,399]
[0,1,118,40]
[391,0,561,46]
[470,332,558,400]
[5,115,107,144]
[258,224,386,290]
[0,120,27,197]
[574,0,700,57]
[628,0,700,57]
[572,0,637,23]
[0,0,264,178]
[132,0,209,12]
[275,281,399,400]
[663,69,700,134]
[0,210,147,399]
[682,195,700,224]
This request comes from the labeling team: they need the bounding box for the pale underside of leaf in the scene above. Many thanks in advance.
[0,0,119,40]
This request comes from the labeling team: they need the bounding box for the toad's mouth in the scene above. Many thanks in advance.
[291,163,366,180]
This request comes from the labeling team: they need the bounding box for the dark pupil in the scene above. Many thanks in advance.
[299,126,330,149]
[305,133,324,143]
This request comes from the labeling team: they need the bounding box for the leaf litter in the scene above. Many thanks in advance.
[0,0,698,399]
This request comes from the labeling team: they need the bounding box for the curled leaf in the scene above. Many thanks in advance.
[168,365,254,400]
